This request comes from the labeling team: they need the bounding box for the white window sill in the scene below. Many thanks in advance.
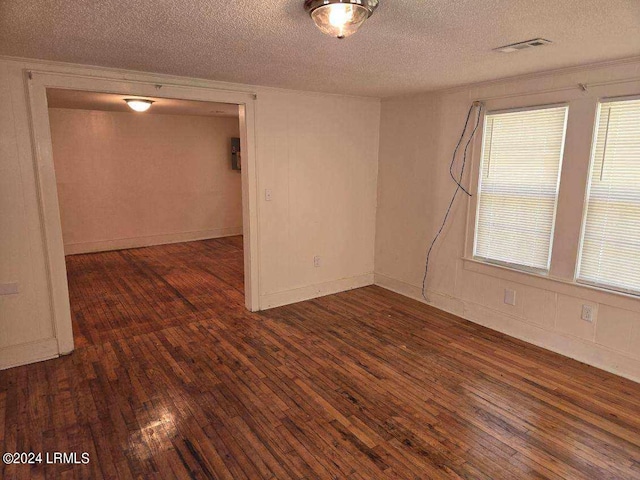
[462,257,640,314]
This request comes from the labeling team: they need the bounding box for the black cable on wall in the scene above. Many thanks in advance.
[421,102,483,301]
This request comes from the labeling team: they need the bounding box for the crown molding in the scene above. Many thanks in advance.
[0,54,381,102]
[385,55,640,101]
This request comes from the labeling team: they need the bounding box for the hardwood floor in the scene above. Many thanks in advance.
[2,237,640,479]
[66,236,245,348]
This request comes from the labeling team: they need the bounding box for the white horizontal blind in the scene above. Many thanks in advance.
[474,106,568,271]
[578,98,640,295]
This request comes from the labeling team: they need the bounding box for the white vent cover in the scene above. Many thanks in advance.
[494,38,552,53]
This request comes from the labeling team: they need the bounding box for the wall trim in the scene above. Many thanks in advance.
[463,257,640,314]
[374,272,640,384]
[260,273,374,310]
[0,55,382,103]
[386,55,640,101]
[0,338,59,370]
[64,226,243,255]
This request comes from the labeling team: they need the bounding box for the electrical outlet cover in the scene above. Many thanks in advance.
[581,304,595,322]
[504,289,516,306]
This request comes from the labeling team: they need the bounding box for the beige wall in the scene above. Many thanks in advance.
[0,57,380,369]
[256,90,379,308]
[375,58,640,382]
[0,61,55,358]
[49,109,242,254]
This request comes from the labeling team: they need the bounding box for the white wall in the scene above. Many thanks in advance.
[0,57,380,369]
[49,108,242,254]
[375,58,640,382]
[256,90,379,308]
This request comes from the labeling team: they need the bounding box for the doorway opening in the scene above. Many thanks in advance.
[46,89,247,347]
[27,72,259,356]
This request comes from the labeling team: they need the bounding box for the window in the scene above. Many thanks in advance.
[578,97,640,295]
[474,105,568,271]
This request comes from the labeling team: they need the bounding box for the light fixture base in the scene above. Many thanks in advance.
[304,0,379,15]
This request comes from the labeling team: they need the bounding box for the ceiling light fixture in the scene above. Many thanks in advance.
[124,99,154,112]
[304,0,379,39]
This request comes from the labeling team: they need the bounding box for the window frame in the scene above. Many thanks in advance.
[462,80,640,306]
[575,94,640,297]
[471,103,569,275]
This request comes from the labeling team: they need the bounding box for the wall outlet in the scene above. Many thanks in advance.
[504,288,516,306]
[265,189,273,201]
[581,304,595,322]
[313,255,321,267]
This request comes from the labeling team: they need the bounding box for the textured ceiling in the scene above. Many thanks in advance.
[47,89,239,117]
[1,1,639,97]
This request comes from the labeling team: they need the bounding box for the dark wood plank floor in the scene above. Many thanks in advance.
[66,236,245,348]
[2,237,640,479]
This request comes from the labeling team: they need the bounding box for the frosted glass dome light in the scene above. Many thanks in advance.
[304,0,379,39]
[125,99,154,112]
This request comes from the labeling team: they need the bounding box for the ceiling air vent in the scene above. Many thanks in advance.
[494,38,552,53]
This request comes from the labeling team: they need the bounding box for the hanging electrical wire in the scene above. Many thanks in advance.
[421,102,483,301]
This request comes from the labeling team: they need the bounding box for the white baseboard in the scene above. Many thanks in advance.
[374,273,466,317]
[260,273,374,310]
[0,338,59,370]
[374,272,640,384]
[64,226,243,255]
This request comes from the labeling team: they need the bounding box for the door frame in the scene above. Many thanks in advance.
[26,70,261,355]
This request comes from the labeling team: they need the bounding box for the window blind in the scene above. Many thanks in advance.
[474,105,568,271]
[578,98,640,295]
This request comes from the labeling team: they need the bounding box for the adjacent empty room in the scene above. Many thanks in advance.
[47,89,246,347]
